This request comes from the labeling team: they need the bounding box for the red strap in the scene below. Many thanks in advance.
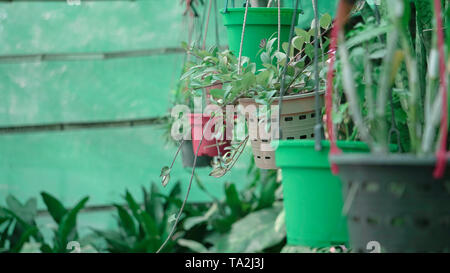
[432,0,448,179]
[326,1,347,174]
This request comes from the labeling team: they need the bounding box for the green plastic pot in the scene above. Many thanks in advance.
[275,140,369,247]
[221,8,301,69]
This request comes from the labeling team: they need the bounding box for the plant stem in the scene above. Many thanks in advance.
[337,32,374,147]
[156,121,207,253]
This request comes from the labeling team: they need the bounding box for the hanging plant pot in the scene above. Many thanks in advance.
[181,140,213,168]
[239,92,323,169]
[330,154,450,253]
[275,140,369,247]
[189,113,232,157]
[221,7,301,69]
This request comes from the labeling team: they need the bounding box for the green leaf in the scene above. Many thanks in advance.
[260,51,271,65]
[257,179,278,210]
[320,13,332,29]
[224,183,242,218]
[6,195,37,224]
[209,88,225,99]
[294,28,309,41]
[41,192,67,224]
[114,205,136,237]
[292,36,305,51]
[93,229,131,253]
[11,226,38,253]
[345,24,391,49]
[305,43,315,59]
[57,196,89,251]
[125,190,159,238]
[212,205,285,253]
[139,212,159,237]
[177,239,208,253]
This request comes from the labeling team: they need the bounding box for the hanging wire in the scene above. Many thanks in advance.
[237,0,250,74]
[312,0,322,151]
[202,0,214,49]
[213,0,220,47]
[277,0,299,140]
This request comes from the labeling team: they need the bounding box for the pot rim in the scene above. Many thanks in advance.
[330,153,450,166]
[238,91,324,104]
[221,7,300,14]
[274,139,369,150]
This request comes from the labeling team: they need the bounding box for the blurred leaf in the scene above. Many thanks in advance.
[11,226,38,253]
[160,166,171,187]
[177,239,208,253]
[6,195,37,224]
[224,183,242,218]
[41,192,67,224]
[320,13,332,29]
[57,196,89,250]
[212,205,285,252]
[114,205,136,237]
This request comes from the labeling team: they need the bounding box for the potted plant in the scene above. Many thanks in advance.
[221,0,302,69]
[164,63,213,168]
[272,1,391,248]
[328,0,450,252]
[231,13,334,170]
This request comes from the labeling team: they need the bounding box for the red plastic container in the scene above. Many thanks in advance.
[189,113,231,157]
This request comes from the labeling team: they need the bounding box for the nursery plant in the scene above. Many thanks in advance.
[0,193,89,253]
[92,182,196,253]
[181,12,333,170]
[272,0,383,249]
[328,0,450,252]
[0,196,43,253]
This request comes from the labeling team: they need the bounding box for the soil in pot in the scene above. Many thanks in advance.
[221,7,301,69]
[189,113,232,157]
[239,92,324,169]
[331,154,450,253]
[181,140,213,168]
[275,140,369,247]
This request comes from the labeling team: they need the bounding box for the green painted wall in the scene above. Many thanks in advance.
[0,1,245,229]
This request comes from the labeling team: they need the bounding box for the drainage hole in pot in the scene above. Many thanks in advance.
[300,135,307,139]
[265,157,271,160]
[287,137,295,140]
[390,216,406,227]
[366,217,379,226]
[256,156,261,159]
[261,139,269,143]
[284,117,293,122]
[311,134,314,138]
[414,217,431,229]
[388,182,406,197]
[363,182,380,193]
[311,113,316,118]
[299,115,306,120]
